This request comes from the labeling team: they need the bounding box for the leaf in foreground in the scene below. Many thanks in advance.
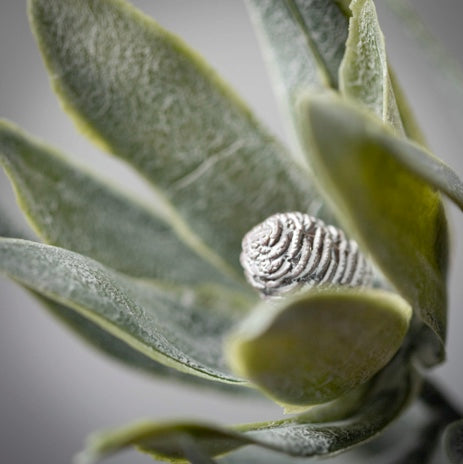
[76,358,418,463]
[227,289,411,408]
[296,93,456,364]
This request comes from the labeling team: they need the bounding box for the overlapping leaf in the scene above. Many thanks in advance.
[0,238,251,383]
[227,289,411,408]
[244,0,349,166]
[0,179,247,388]
[0,120,244,288]
[295,94,463,363]
[76,357,417,463]
[28,0,331,275]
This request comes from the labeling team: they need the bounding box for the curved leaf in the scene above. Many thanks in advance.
[226,289,411,407]
[296,94,450,361]
[76,358,418,463]
[244,0,348,166]
[339,0,404,134]
[0,188,247,388]
[443,419,463,464]
[28,0,328,273]
[0,119,243,288]
[0,238,252,384]
[37,295,252,393]
[389,69,428,146]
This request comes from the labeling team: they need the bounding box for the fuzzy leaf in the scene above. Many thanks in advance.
[297,94,451,362]
[340,0,404,134]
[226,289,411,407]
[0,238,252,384]
[38,296,251,392]
[0,191,245,388]
[443,419,463,464]
[389,69,428,146]
[76,358,417,463]
[0,120,243,288]
[244,0,349,165]
[28,0,329,274]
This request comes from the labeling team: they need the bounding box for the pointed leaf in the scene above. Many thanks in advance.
[297,94,451,360]
[0,120,244,288]
[340,0,404,134]
[244,0,349,165]
[226,289,411,407]
[76,358,418,462]
[0,238,252,383]
[29,0,328,273]
[389,69,428,146]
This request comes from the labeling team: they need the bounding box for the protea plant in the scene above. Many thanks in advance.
[1,0,463,463]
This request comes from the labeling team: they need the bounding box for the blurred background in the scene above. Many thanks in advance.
[1,1,463,463]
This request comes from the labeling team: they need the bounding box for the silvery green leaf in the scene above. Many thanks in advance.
[37,295,252,392]
[29,0,329,274]
[226,289,411,408]
[0,120,242,288]
[0,238,252,384]
[296,93,456,363]
[244,0,349,165]
[339,0,404,134]
[75,357,418,463]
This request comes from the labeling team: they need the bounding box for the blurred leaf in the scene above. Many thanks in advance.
[29,0,329,273]
[0,238,252,384]
[244,0,349,165]
[0,120,244,289]
[297,94,451,363]
[443,419,463,464]
[227,289,411,407]
[340,0,404,134]
[389,69,428,146]
[76,357,417,463]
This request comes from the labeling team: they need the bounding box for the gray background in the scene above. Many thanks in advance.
[1,1,463,463]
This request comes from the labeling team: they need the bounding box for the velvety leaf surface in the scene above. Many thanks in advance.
[245,0,348,90]
[38,295,252,392]
[76,358,417,463]
[297,94,449,358]
[443,419,463,464]
[0,120,245,289]
[0,191,247,388]
[227,289,411,407]
[0,238,252,383]
[340,0,404,133]
[244,0,348,166]
[29,0,328,273]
